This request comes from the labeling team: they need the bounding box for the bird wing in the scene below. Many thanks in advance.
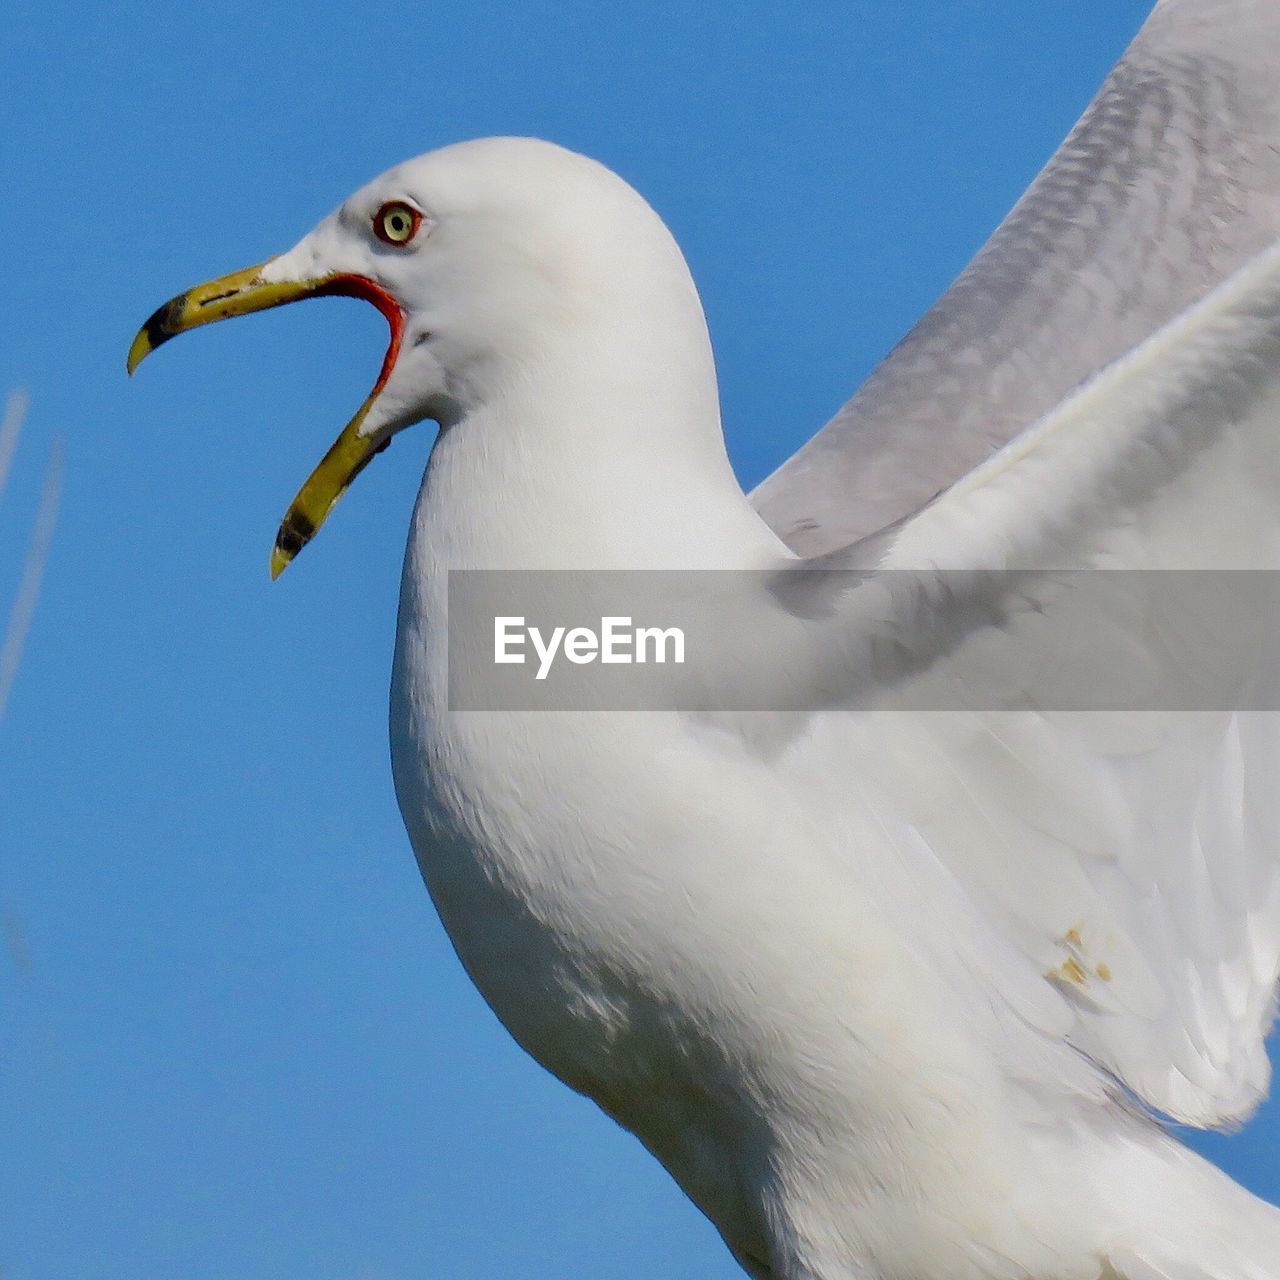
[783,237,1280,1128]
[752,0,1280,556]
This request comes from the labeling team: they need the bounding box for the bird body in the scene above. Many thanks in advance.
[129,4,1280,1275]
[376,143,1280,1280]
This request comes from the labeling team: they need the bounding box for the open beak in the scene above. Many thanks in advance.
[128,262,404,578]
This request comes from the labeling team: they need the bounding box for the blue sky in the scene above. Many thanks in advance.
[3,2,1277,1277]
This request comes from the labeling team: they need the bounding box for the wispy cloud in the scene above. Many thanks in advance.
[0,391,63,723]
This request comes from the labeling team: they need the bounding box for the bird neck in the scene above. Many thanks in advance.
[406,324,783,574]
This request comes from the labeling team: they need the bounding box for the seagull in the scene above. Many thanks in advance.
[129,2,1280,1276]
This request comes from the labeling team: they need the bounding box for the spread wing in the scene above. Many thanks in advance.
[790,238,1280,1126]
[753,0,1280,556]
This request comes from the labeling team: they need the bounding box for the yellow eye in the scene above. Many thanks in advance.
[374,201,421,246]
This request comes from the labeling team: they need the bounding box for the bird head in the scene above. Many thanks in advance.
[128,137,692,577]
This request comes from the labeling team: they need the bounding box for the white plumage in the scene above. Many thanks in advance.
[381,138,1280,1278]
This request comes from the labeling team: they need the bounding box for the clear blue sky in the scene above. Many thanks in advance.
[3,2,1276,1278]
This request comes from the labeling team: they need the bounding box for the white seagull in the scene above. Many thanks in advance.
[130,2,1280,1276]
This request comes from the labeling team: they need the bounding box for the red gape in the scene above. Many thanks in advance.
[313,274,405,395]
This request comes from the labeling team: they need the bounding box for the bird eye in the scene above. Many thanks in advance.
[374,201,422,246]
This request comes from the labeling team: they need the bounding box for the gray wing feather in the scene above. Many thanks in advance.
[752,0,1280,554]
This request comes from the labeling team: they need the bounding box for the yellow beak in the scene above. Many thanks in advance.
[128,263,403,578]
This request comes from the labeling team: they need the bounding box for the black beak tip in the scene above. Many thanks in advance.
[277,512,315,558]
[128,294,189,376]
[143,297,186,349]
